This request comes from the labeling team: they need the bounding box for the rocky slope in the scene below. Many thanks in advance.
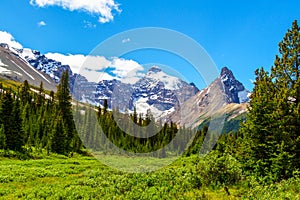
[0,44,56,91]
[169,67,250,127]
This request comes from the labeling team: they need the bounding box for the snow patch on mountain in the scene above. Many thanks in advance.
[134,97,175,119]
[16,51,53,84]
[145,66,182,90]
[0,66,10,74]
[0,66,23,76]
[0,58,7,67]
[20,48,36,60]
[0,58,22,75]
[11,60,35,80]
[238,90,250,103]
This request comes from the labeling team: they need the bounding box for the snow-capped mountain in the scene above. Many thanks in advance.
[77,66,199,119]
[170,67,251,127]
[16,48,73,84]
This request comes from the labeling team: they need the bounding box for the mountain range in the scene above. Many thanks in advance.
[0,42,251,130]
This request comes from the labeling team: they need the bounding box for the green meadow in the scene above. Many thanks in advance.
[1,152,299,200]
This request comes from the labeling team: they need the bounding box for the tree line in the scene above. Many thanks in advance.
[74,99,195,157]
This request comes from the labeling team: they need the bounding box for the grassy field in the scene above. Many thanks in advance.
[0,153,299,200]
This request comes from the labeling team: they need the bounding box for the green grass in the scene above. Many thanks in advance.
[0,153,299,199]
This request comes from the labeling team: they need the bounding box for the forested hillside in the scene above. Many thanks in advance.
[0,70,82,155]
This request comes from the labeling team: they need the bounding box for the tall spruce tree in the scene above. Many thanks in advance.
[271,20,300,173]
[20,80,31,105]
[37,81,45,107]
[56,70,77,152]
[51,116,67,154]
[0,124,6,149]
[0,92,14,150]
[240,20,300,180]
[11,98,24,151]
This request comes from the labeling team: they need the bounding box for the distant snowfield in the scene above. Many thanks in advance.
[0,65,23,76]
[20,48,36,60]
[0,58,8,67]
[134,97,175,120]
[146,69,182,90]
[0,58,10,73]
[0,66,11,74]
[238,90,250,103]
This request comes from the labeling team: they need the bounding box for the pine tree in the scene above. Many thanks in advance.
[270,20,300,175]
[20,80,31,105]
[239,20,300,180]
[0,92,14,150]
[56,70,77,152]
[97,105,102,119]
[51,116,67,154]
[103,99,108,115]
[0,124,6,149]
[133,106,138,124]
[36,81,45,107]
[240,68,277,174]
[11,98,24,151]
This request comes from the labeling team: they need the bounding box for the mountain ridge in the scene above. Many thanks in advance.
[0,42,250,129]
[169,67,250,127]
[0,44,57,91]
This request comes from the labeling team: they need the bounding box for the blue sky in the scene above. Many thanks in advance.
[0,0,299,90]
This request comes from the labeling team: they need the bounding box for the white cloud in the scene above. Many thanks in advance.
[110,58,144,83]
[45,53,144,83]
[95,72,115,82]
[30,0,121,23]
[45,53,85,73]
[121,38,130,44]
[45,53,109,74]
[84,20,96,28]
[0,31,23,49]
[37,21,47,27]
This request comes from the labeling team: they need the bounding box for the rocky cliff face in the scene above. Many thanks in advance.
[0,44,56,91]
[169,67,250,127]
[220,67,250,104]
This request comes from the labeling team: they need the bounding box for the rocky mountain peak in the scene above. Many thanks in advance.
[147,66,162,73]
[0,43,9,50]
[220,66,234,78]
[219,66,250,104]
[169,66,250,127]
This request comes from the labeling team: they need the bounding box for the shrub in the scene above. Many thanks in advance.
[195,151,243,186]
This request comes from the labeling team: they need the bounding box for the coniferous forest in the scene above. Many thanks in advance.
[0,20,299,199]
